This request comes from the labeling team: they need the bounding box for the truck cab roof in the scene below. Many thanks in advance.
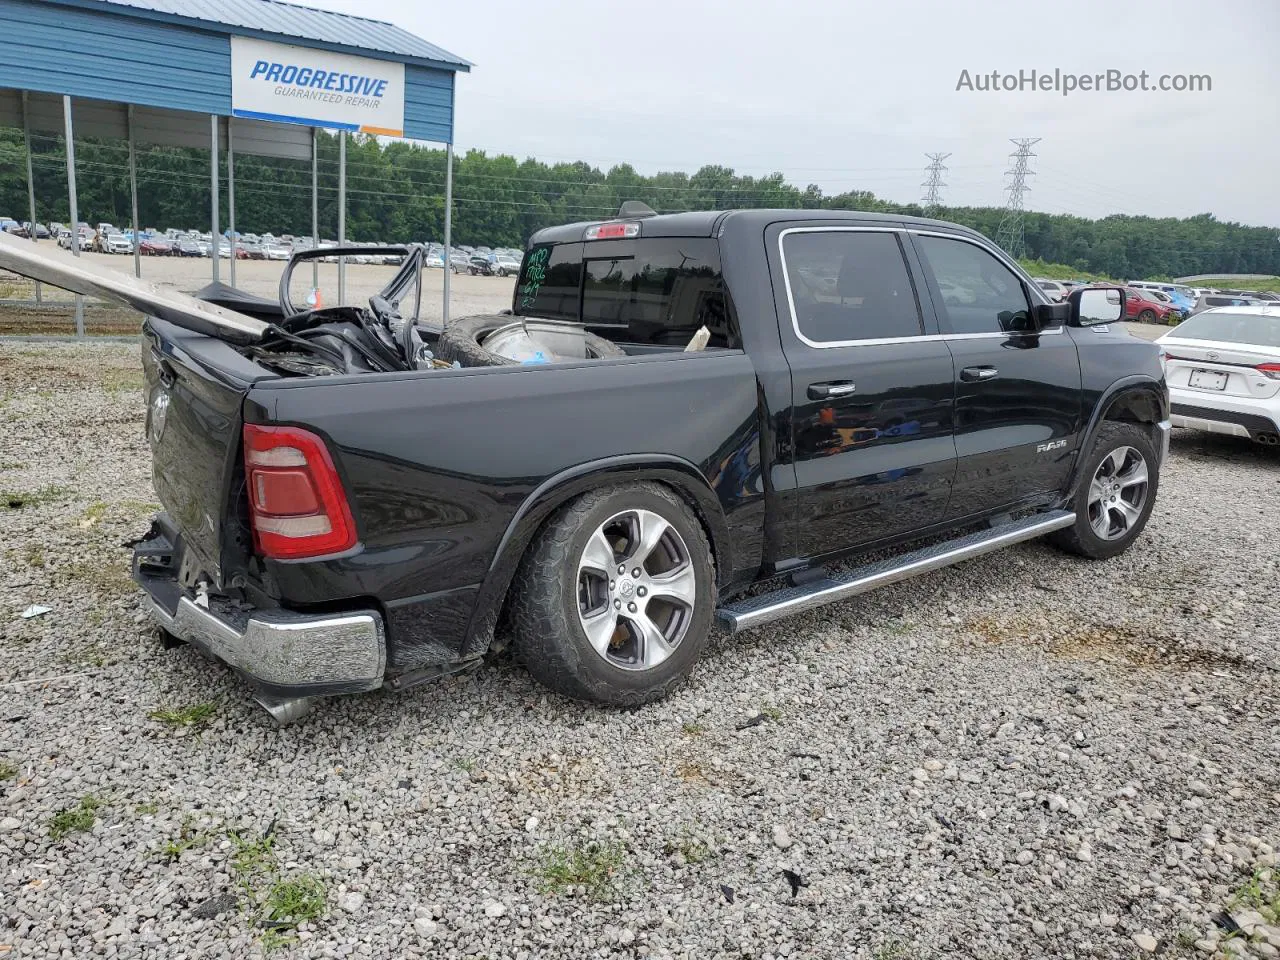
[529,208,985,245]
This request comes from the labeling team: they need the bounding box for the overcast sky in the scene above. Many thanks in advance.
[305,0,1280,226]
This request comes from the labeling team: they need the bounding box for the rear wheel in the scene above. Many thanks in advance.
[1049,421,1159,560]
[509,482,716,706]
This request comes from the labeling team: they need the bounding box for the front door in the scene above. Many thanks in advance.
[771,225,958,559]
[909,231,1084,519]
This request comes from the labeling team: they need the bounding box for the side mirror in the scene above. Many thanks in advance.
[1070,286,1125,326]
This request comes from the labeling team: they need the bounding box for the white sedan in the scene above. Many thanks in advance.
[1158,305,1280,446]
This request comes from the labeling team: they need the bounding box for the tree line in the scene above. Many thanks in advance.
[1,128,1277,281]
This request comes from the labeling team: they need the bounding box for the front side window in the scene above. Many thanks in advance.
[915,235,1033,334]
[781,230,924,343]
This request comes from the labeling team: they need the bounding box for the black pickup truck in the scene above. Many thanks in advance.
[117,209,1169,722]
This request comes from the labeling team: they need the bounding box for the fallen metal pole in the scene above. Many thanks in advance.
[63,95,83,337]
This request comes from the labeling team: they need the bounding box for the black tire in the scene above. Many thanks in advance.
[436,314,627,368]
[509,482,716,706]
[1138,309,1156,324]
[1049,421,1160,560]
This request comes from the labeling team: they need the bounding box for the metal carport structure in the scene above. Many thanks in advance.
[0,0,470,332]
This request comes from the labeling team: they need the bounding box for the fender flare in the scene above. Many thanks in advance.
[1066,376,1169,494]
[458,454,733,659]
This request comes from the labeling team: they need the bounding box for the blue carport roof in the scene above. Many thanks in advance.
[46,0,471,71]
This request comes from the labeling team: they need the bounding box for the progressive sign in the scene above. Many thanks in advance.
[230,37,406,136]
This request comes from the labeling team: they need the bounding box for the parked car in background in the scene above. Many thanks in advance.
[1035,278,1068,302]
[492,253,522,277]
[449,251,469,273]
[103,233,133,255]
[1188,293,1260,317]
[1159,305,1280,445]
[0,217,21,234]
[176,239,203,257]
[1126,287,1180,323]
[468,255,496,276]
[140,237,173,256]
[263,244,291,261]
[425,252,445,269]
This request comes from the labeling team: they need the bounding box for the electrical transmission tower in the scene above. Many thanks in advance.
[921,153,951,217]
[995,138,1040,258]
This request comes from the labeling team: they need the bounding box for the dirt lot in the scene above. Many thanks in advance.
[0,253,515,334]
[0,339,1277,960]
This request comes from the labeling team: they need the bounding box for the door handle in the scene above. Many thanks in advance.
[960,366,998,382]
[807,381,856,400]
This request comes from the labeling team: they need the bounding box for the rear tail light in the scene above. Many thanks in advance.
[243,424,357,560]
[1258,363,1280,380]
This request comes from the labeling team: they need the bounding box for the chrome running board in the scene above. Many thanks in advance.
[716,510,1076,633]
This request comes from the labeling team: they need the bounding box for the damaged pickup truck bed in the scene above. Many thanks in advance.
[0,211,1170,723]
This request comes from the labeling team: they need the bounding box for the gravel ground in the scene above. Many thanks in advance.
[2,341,1279,960]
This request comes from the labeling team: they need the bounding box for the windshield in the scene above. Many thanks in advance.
[1171,311,1280,348]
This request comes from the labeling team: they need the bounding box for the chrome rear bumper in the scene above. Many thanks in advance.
[143,594,385,696]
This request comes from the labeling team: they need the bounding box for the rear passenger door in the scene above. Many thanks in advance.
[909,231,1083,519]
[770,224,958,559]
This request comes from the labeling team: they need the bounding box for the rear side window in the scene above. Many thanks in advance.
[515,242,582,320]
[781,230,924,343]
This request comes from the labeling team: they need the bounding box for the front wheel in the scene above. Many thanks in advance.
[1138,309,1156,323]
[1049,422,1159,560]
[509,482,716,706]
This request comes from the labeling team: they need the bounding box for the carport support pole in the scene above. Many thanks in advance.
[227,122,236,289]
[443,142,453,326]
[128,105,140,279]
[210,115,220,286]
[311,127,319,291]
[22,93,41,304]
[337,130,346,305]
[63,95,84,337]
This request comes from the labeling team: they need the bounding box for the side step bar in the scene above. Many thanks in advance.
[716,510,1076,634]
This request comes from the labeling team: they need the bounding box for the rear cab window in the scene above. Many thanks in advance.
[514,235,737,348]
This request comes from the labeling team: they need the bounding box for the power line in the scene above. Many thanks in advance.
[995,138,1040,258]
[921,152,951,217]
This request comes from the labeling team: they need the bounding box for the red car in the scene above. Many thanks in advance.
[1124,287,1179,324]
[139,237,173,256]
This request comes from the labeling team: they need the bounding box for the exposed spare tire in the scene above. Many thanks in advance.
[436,314,627,368]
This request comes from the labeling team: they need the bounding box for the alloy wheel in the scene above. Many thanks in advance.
[576,509,697,671]
[1087,446,1149,541]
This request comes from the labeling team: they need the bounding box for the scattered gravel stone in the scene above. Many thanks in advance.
[772,824,793,850]
[1132,933,1159,953]
[1,345,1277,959]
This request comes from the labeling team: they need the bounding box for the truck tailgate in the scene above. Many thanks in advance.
[141,318,276,587]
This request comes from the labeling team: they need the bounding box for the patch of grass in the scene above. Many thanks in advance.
[263,874,327,925]
[80,501,109,526]
[58,643,108,668]
[663,834,715,865]
[48,795,101,840]
[681,721,707,737]
[0,461,25,471]
[119,498,161,516]
[230,830,277,878]
[64,557,135,598]
[674,760,709,784]
[159,817,210,861]
[23,543,45,568]
[4,484,71,510]
[760,705,783,721]
[134,801,159,815]
[0,761,18,781]
[101,368,146,393]
[874,941,911,960]
[149,702,216,729]
[452,757,476,773]
[537,841,627,900]
[1229,868,1280,923]
[258,929,297,953]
